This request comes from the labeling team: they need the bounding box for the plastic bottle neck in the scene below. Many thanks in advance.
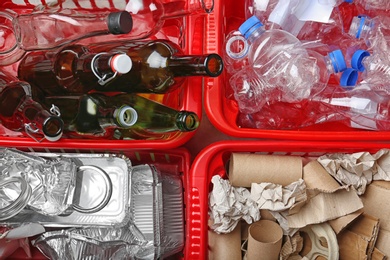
[348,16,374,42]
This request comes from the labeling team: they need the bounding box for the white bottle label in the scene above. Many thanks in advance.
[254,0,270,11]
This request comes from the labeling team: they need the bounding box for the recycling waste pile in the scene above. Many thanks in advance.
[189,141,390,259]
[204,0,390,141]
[0,0,222,150]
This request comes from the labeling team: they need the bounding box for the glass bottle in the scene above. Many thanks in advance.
[0,9,133,66]
[18,40,224,95]
[44,93,199,140]
[0,71,64,142]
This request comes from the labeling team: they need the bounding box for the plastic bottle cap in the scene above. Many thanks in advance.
[351,49,370,72]
[340,68,359,87]
[239,15,264,39]
[107,11,133,35]
[117,106,138,128]
[111,54,132,74]
[329,49,347,73]
[344,0,353,3]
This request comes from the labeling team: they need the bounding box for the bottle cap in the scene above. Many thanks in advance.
[344,0,353,3]
[111,54,132,74]
[43,116,64,142]
[351,49,370,72]
[116,106,138,128]
[328,49,347,73]
[107,11,133,35]
[204,54,224,77]
[239,15,264,39]
[340,68,359,87]
[348,15,370,39]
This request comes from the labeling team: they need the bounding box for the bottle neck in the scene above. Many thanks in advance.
[168,54,223,77]
[175,111,200,132]
[23,103,64,142]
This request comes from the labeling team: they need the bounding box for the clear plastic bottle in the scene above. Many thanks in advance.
[346,0,390,17]
[0,9,133,66]
[18,40,223,95]
[238,86,390,131]
[348,15,390,52]
[0,71,63,142]
[228,16,348,114]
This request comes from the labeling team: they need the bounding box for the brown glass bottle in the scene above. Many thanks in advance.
[0,71,64,142]
[18,39,223,95]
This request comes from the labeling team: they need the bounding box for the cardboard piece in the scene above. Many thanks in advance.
[208,219,242,260]
[303,161,364,233]
[337,214,380,260]
[372,248,386,260]
[338,230,369,260]
[228,153,302,187]
[286,161,363,229]
[361,181,390,257]
[280,232,303,260]
[246,220,283,260]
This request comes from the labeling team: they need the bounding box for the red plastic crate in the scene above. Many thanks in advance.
[186,140,390,259]
[6,145,191,259]
[203,0,390,141]
[0,0,208,150]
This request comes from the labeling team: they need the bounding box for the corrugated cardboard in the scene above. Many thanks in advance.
[372,248,386,260]
[348,214,380,257]
[302,161,364,233]
[338,230,369,260]
[361,181,390,256]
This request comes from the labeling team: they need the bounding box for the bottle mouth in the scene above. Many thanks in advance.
[116,105,138,128]
[225,34,249,60]
[0,11,26,66]
[43,116,64,142]
[205,54,224,77]
[177,112,199,132]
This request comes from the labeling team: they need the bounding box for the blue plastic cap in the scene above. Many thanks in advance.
[344,0,353,3]
[340,68,359,87]
[239,15,264,39]
[351,49,370,72]
[329,49,347,73]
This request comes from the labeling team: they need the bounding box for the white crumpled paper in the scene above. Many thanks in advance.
[317,149,390,195]
[209,176,307,234]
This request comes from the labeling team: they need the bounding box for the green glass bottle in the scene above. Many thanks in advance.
[17,39,223,95]
[44,93,199,140]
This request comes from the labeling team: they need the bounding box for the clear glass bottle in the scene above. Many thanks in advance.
[0,9,133,65]
[0,71,63,142]
[18,40,223,95]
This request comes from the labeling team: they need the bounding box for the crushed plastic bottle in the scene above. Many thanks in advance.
[228,16,348,114]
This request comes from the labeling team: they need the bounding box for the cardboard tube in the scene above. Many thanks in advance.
[228,153,302,187]
[303,161,340,190]
[208,220,242,260]
[246,220,283,260]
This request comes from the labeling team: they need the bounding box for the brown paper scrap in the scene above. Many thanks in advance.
[303,161,364,233]
[228,153,302,187]
[280,232,304,260]
[208,219,242,260]
[338,230,369,260]
[286,187,363,229]
[371,248,386,260]
[361,181,390,256]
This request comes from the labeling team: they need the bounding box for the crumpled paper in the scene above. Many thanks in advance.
[209,175,260,234]
[251,179,307,212]
[317,149,390,195]
[209,176,307,234]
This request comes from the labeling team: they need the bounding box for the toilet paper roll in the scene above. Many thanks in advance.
[208,219,242,260]
[246,220,283,260]
[228,153,302,187]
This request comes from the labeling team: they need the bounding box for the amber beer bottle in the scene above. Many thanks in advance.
[44,93,199,139]
[18,39,223,95]
[0,71,64,142]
